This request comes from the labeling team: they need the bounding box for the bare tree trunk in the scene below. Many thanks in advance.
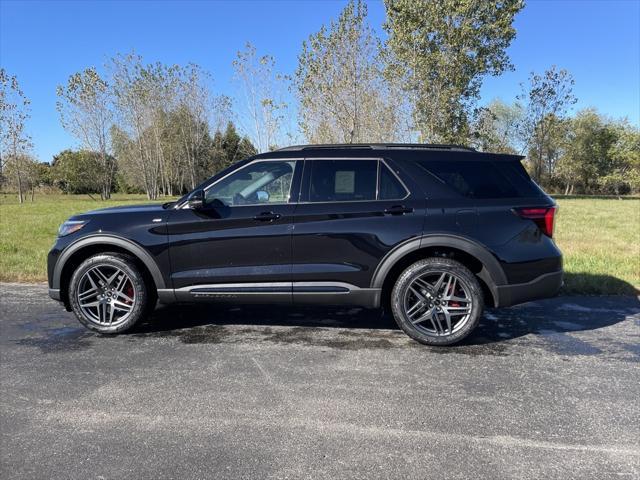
[16,172,24,204]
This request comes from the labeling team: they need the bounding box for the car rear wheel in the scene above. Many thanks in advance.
[68,253,150,334]
[391,257,483,346]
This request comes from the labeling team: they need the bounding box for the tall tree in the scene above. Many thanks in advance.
[110,53,176,199]
[233,43,289,152]
[383,0,524,143]
[211,122,257,172]
[0,69,32,203]
[556,109,616,194]
[56,67,115,199]
[109,53,224,197]
[295,0,404,143]
[518,66,577,182]
[175,63,214,190]
[604,122,640,195]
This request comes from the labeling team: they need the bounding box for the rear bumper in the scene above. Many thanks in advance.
[495,270,563,307]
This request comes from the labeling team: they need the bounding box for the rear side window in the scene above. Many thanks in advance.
[379,163,408,200]
[307,160,408,202]
[308,160,377,202]
[417,160,542,199]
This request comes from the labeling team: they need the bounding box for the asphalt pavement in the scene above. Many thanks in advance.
[1,283,639,479]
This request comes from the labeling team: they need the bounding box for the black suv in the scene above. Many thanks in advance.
[48,144,562,345]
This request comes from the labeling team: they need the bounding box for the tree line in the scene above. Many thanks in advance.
[1,0,638,202]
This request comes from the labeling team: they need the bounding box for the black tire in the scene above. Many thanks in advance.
[391,257,484,346]
[68,252,151,334]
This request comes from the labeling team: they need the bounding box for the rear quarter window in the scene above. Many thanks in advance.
[416,160,543,199]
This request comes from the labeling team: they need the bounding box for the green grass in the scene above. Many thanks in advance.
[1,193,638,295]
[0,193,171,283]
[553,198,639,295]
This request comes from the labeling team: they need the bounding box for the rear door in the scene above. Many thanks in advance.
[291,157,425,292]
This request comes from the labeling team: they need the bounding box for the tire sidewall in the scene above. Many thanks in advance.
[69,253,148,334]
[391,258,484,346]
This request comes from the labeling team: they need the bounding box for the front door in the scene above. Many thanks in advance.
[167,159,302,298]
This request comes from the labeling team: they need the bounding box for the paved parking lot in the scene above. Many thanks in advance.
[1,283,639,479]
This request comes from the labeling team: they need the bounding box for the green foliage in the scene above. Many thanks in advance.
[0,69,33,203]
[56,67,114,199]
[2,154,43,201]
[52,149,115,195]
[470,99,524,153]
[518,66,577,182]
[295,0,405,143]
[555,110,639,195]
[383,0,524,143]
[211,122,258,172]
[602,122,640,194]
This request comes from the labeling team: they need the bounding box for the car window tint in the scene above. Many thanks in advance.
[416,160,539,199]
[206,161,296,206]
[308,160,377,202]
[379,163,408,200]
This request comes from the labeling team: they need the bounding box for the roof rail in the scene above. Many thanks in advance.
[276,143,476,153]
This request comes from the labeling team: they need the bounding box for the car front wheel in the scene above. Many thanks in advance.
[391,257,484,346]
[68,253,150,334]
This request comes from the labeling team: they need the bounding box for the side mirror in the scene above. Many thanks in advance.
[187,189,204,209]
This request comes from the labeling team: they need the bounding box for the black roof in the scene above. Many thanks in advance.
[276,143,476,153]
[253,143,523,162]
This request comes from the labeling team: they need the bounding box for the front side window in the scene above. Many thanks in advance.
[205,160,297,206]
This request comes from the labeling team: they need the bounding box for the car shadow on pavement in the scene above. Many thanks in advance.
[131,291,639,348]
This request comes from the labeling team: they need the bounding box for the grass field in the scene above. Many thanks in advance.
[1,193,638,295]
[0,193,171,283]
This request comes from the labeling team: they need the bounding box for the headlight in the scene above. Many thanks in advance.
[58,220,88,237]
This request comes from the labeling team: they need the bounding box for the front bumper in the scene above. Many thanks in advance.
[495,270,563,307]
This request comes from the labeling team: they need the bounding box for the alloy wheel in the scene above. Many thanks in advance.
[402,270,473,337]
[76,264,136,327]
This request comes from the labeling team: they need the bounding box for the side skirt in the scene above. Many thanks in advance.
[157,282,381,308]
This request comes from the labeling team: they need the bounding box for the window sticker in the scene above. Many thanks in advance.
[335,171,355,193]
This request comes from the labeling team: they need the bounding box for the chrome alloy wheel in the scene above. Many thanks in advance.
[402,271,473,337]
[76,265,136,327]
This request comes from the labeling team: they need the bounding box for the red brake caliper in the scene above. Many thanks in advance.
[448,282,460,308]
[125,283,134,305]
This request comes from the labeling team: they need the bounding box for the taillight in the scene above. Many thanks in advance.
[513,206,557,238]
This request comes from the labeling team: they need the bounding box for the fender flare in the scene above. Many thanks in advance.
[370,234,507,303]
[52,234,166,291]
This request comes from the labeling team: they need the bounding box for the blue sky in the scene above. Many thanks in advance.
[1,0,639,162]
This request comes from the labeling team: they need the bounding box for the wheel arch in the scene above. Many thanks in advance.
[371,235,506,309]
[53,235,165,308]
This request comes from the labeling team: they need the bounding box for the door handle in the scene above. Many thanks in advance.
[384,205,413,215]
[253,211,281,222]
